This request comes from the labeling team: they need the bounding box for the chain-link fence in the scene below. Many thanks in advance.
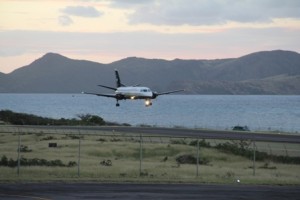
[0,126,300,184]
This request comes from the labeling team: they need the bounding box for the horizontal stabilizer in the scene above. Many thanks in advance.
[98,85,117,91]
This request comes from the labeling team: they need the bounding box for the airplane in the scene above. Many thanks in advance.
[82,69,184,107]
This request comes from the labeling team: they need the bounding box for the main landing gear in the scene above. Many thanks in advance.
[116,100,120,107]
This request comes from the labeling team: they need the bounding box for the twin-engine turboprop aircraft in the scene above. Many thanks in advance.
[83,70,184,107]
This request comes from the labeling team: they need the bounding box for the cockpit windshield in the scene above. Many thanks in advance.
[140,88,151,92]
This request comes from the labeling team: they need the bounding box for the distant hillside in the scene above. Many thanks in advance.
[1,50,300,94]
[211,50,300,81]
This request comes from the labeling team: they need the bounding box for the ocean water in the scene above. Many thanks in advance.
[0,94,299,132]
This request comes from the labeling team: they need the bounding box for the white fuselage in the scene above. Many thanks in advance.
[115,87,153,99]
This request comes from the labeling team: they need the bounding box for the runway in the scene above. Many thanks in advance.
[0,183,299,200]
[4,125,300,143]
[94,126,300,143]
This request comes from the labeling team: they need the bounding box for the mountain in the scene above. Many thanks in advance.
[211,50,300,81]
[1,50,300,94]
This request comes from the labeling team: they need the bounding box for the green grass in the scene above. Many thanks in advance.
[0,131,299,185]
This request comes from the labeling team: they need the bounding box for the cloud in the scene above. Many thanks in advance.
[116,0,300,26]
[1,28,299,60]
[61,5,102,18]
[0,28,299,73]
[58,15,73,26]
[0,48,26,57]
[109,0,155,8]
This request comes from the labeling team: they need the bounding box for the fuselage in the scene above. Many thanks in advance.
[115,86,153,99]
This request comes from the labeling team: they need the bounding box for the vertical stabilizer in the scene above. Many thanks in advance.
[115,69,122,88]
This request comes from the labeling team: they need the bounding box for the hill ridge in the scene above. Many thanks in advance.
[1,50,300,94]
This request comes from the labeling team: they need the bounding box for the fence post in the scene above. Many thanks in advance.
[284,144,288,157]
[139,133,143,176]
[78,130,81,177]
[253,140,256,176]
[268,144,272,155]
[17,130,21,176]
[196,138,199,177]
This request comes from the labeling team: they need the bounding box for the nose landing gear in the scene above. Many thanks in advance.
[116,100,120,107]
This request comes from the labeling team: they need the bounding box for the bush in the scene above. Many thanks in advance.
[170,139,187,145]
[18,145,32,152]
[77,114,105,125]
[66,134,83,140]
[0,155,8,166]
[67,161,77,167]
[0,110,107,126]
[176,154,210,165]
[216,141,300,164]
[8,158,17,167]
[189,139,211,148]
[0,155,77,167]
[40,136,57,141]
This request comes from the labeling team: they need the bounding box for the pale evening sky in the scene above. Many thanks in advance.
[0,0,300,73]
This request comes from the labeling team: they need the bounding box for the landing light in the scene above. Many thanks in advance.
[131,96,135,100]
[145,99,152,107]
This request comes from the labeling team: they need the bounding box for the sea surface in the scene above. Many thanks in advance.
[0,94,299,132]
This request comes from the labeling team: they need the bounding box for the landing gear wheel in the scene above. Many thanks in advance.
[116,103,120,107]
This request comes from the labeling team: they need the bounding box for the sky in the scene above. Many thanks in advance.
[0,0,300,73]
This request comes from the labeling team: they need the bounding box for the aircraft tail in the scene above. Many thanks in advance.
[115,69,125,87]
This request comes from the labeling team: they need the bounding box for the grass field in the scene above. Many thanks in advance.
[0,129,299,185]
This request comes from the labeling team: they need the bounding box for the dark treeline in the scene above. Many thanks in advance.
[0,110,111,126]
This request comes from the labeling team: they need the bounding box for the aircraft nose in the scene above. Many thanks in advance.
[152,92,158,99]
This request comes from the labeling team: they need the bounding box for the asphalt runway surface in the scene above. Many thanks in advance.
[5,125,300,143]
[93,126,300,143]
[0,183,299,200]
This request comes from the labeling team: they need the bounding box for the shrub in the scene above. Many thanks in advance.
[66,134,83,140]
[40,136,57,141]
[170,139,187,145]
[18,145,32,153]
[77,114,105,125]
[67,161,77,167]
[0,155,8,166]
[176,154,210,165]
[215,141,300,164]
[0,110,107,126]
[0,155,77,167]
[189,139,211,148]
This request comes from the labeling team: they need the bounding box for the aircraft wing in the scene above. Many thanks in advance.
[155,89,185,96]
[82,92,117,99]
